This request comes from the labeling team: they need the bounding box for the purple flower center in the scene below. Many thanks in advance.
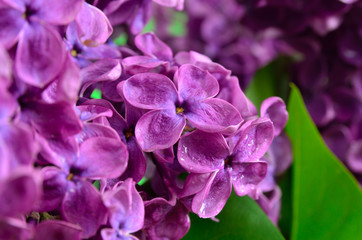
[22,6,37,21]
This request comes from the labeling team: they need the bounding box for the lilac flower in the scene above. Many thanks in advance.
[0,0,83,87]
[35,121,128,238]
[178,118,274,217]
[102,179,144,240]
[119,64,242,151]
[142,198,190,239]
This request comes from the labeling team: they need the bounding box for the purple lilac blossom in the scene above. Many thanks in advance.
[0,1,290,238]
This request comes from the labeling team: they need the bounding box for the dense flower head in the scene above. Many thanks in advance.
[0,1,291,239]
[153,0,361,186]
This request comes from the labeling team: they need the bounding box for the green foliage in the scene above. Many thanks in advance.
[286,84,362,240]
[90,88,102,99]
[113,32,128,46]
[183,194,285,240]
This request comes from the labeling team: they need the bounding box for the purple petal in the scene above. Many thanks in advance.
[257,187,281,225]
[16,22,65,87]
[154,146,174,164]
[135,32,173,61]
[34,167,68,212]
[0,217,30,240]
[268,133,293,176]
[192,169,232,218]
[233,118,274,162]
[135,109,186,151]
[180,172,212,198]
[34,220,82,240]
[103,179,144,233]
[330,87,360,123]
[176,64,219,102]
[231,161,268,198]
[0,123,36,167]
[322,124,352,161]
[41,55,81,104]
[347,140,362,173]
[261,97,288,136]
[121,73,178,110]
[62,181,107,238]
[75,3,113,47]
[122,56,169,75]
[178,130,229,173]
[22,101,82,138]
[217,76,258,118]
[119,136,146,182]
[305,93,335,127]
[80,58,122,96]
[185,98,242,134]
[0,7,25,48]
[35,0,83,25]
[145,202,190,240]
[81,99,129,137]
[77,137,128,179]
[0,168,41,217]
[0,87,17,122]
[0,46,12,86]
[77,105,113,122]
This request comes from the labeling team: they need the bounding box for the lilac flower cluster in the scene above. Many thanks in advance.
[154,0,361,184]
[0,0,289,239]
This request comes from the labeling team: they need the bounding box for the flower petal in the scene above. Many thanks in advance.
[135,32,173,61]
[80,58,122,96]
[185,98,242,134]
[176,64,219,102]
[41,55,81,104]
[22,101,82,138]
[16,22,65,87]
[119,136,146,183]
[233,118,274,162]
[62,181,107,238]
[35,0,82,25]
[135,109,185,151]
[121,73,178,110]
[192,169,232,218]
[0,169,41,217]
[77,137,128,179]
[122,56,169,75]
[178,130,229,173]
[261,97,288,136]
[34,167,68,212]
[34,220,82,240]
[75,3,113,47]
[0,123,36,167]
[346,140,362,173]
[0,7,24,48]
[104,179,144,233]
[231,161,268,199]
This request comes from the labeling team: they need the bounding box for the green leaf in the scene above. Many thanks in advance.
[113,32,128,46]
[90,88,102,99]
[183,193,285,240]
[286,84,362,240]
[245,58,290,109]
[142,18,155,33]
[168,11,187,37]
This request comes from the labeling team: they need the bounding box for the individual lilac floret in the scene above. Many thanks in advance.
[0,0,83,87]
[36,123,128,238]
[142,198,190,240]
[119,64,242,151]
[102,179,144,240]
[178,117,274,218]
